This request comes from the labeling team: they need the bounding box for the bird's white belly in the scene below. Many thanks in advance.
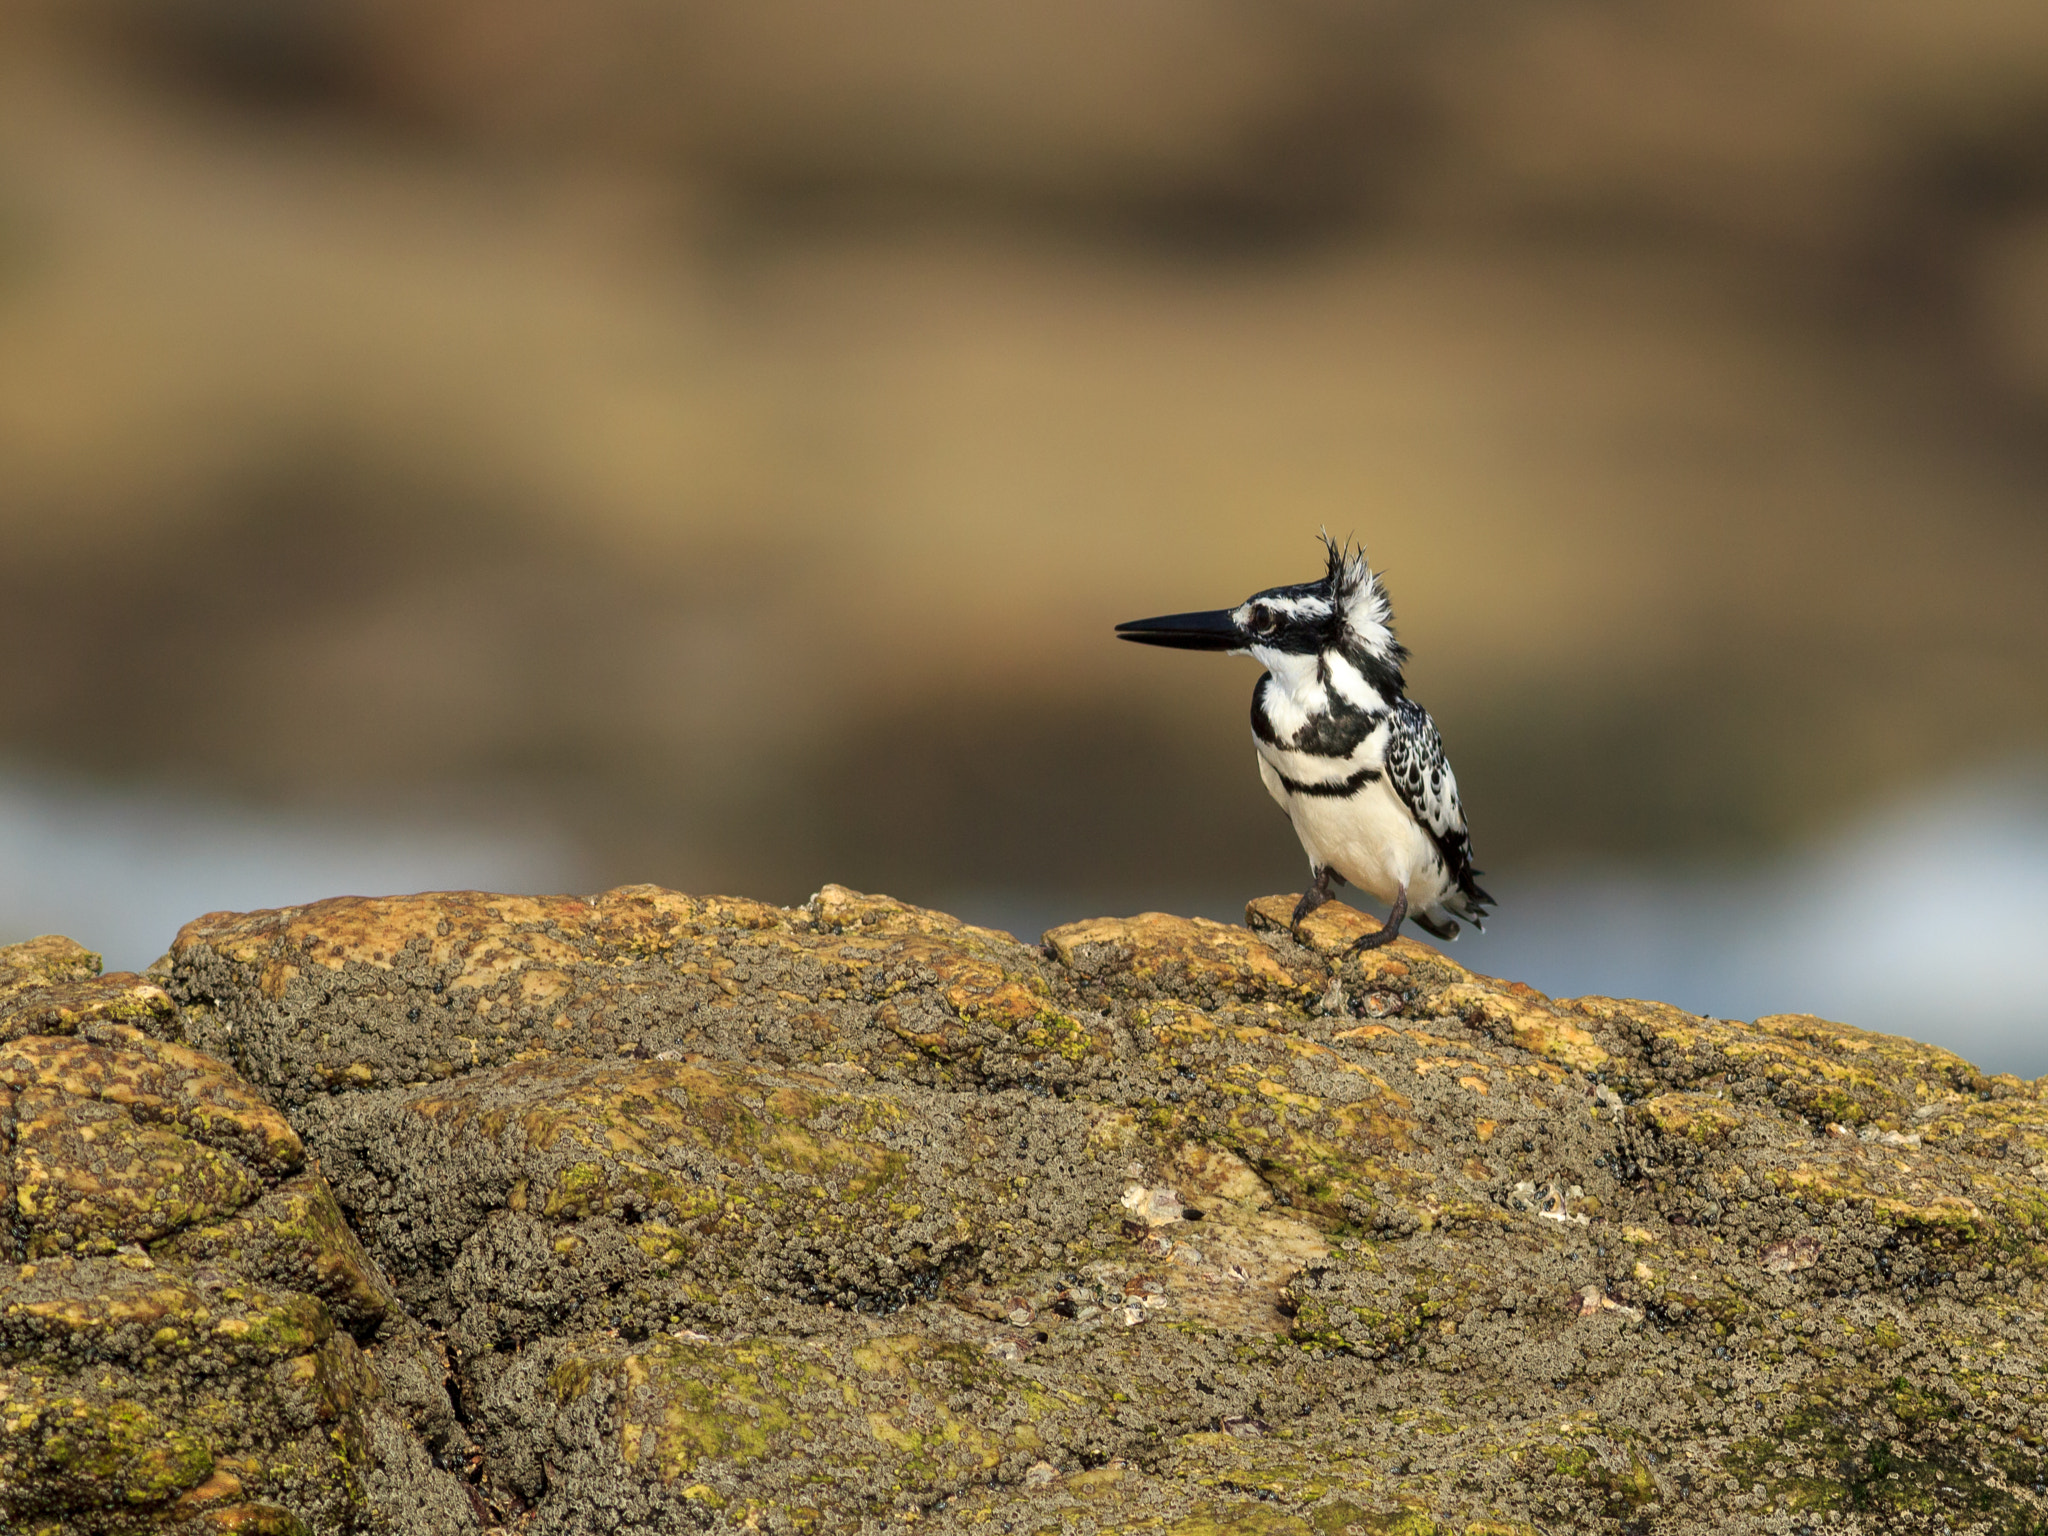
[1258,759,1449,909]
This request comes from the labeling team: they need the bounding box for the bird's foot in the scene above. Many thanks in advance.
[1341,886,1408,958]
[1288,867,1334,943]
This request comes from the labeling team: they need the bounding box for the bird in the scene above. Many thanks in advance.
[1116,534,1493,955]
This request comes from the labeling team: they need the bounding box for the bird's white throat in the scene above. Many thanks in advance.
[1250,648,1328,741]
[1252,646,1389,745]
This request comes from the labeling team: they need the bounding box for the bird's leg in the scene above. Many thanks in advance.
[1343,884,1408,956]
[1289,867,1334,940]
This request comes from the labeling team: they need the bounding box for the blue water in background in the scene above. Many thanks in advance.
[951,766,2048,1080]
[5,764,2043,1078]
[0,770,585,973]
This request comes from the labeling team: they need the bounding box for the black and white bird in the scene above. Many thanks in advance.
[1116,535,1494,953]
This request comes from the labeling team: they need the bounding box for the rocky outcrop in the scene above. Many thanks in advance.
[0,936,476,1534]
[6,886,2048,1533]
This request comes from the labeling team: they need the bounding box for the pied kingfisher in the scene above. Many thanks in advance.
[1117,535,1494,953]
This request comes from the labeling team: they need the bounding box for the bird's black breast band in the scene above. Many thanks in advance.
[1275,764,1383,797]
[1251,675,1388,757]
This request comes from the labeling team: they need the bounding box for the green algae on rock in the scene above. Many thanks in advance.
[0,938,480,1536]
[140,883,2048,1532]
[0,935,179,1047]
[170,886,1107,1103]
[6,885,2043,1530]
[291,1047,1132,1360]
[0,937,105,1002]
[483,1328,1105,1526]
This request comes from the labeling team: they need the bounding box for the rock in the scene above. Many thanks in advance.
[13,882,2045,1532]
[171,885,1110,1101]
[0,936,104,999]
[298,1049,1126,1355]
[0,935,180,1046]
[1045,911,1323,1009]
[0,939,479,1536]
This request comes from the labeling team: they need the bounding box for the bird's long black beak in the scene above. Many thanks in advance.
[1115,608,1243,651]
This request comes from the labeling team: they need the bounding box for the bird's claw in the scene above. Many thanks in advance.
[1340,928,1399,958]
[1338,885,1408,958]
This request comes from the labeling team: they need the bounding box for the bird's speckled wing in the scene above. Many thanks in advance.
[1385,698,1491,914]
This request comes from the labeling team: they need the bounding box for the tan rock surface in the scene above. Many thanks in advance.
[0,937,105,1001]
[6,890,2044,1531]
[0,938,478,1536]
[126,883,2048,1532]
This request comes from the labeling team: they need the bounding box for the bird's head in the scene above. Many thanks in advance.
[1116,533,1407,693]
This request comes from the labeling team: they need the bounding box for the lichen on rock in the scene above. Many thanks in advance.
[9,880,2048,1532]
[0,936,178,1047]
[0,937,479,1536]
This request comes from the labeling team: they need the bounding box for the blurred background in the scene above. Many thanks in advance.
[2,1,2046,1067]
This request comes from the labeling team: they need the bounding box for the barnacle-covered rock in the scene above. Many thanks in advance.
[479,1327,1114,1529]
[295,1049,1131,1355]
[0,935,105,1001]
[172,884,1109,1100]
[87,884,2048,1530]
[0,937,476,1536]
[0,935,180,1045]
[1046,911,1325,1010]
[1563,995,1995,1127]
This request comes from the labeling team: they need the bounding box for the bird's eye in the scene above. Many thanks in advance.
[1248,607,1276,636]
